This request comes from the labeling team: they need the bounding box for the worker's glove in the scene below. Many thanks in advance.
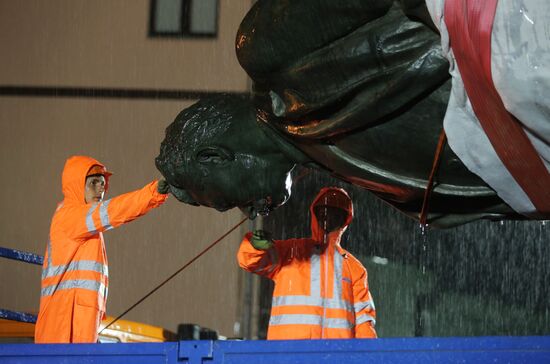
[157,179,171,194]
[250,230,274,250]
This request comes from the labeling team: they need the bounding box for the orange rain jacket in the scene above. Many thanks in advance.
[238,187,377,339]
[35,156,168,343]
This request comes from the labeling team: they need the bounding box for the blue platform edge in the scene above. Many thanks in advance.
[0,309,37,324]
[0,246,43,265]
[1,336,549,363]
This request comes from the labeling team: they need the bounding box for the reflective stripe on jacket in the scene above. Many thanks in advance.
[237,187,377,339]
[35,156,168,343]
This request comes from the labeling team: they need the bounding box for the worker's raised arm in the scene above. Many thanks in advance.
[237,230,282,279]
[56,180,168,241]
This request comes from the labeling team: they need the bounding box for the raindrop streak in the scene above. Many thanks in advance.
[261,168,550,339]
[419,224,429,275]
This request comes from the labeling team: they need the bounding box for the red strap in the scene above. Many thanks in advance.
[444,0,550,214]
[420,129,447,226]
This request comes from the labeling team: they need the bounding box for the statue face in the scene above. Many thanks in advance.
[156,95,296,218]
[157,148,294,218]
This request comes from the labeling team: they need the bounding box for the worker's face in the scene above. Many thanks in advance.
[313,205,348,233]
[85,175,106,203]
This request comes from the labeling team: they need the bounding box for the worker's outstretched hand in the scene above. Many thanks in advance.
[157,179,171,194]
[250,229,274,250]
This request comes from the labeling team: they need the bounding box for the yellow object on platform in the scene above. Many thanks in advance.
[0,316,176,343]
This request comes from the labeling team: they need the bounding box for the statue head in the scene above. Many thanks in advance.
[156,94,297,218]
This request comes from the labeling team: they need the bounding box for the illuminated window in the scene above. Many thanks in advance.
[149,0,219,38]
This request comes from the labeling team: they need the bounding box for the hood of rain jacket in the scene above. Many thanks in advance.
[61,156,112,204]
[310,187,353,244]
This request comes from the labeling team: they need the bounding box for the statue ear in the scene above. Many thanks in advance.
[196,146,234,165]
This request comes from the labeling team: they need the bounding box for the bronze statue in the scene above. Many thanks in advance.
[156,0,549,228]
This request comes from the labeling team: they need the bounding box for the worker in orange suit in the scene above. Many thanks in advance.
[237,187,377,339]
[35,155,170,343]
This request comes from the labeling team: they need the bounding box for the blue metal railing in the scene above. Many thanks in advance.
[0,309,37,323]
[1,246,42,324]
[0,246,43,265]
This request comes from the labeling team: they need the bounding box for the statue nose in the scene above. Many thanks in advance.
[155,155,165,170]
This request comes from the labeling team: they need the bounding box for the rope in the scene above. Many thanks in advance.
[419,129,447,226]
[99,216,248,334]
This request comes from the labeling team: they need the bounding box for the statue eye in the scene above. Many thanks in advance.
[196,147,234,164]
[198,153,224,164]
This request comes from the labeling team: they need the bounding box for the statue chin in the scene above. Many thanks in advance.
[166,180,281,219]
[166,184,199,206]
[239,198,274,220]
